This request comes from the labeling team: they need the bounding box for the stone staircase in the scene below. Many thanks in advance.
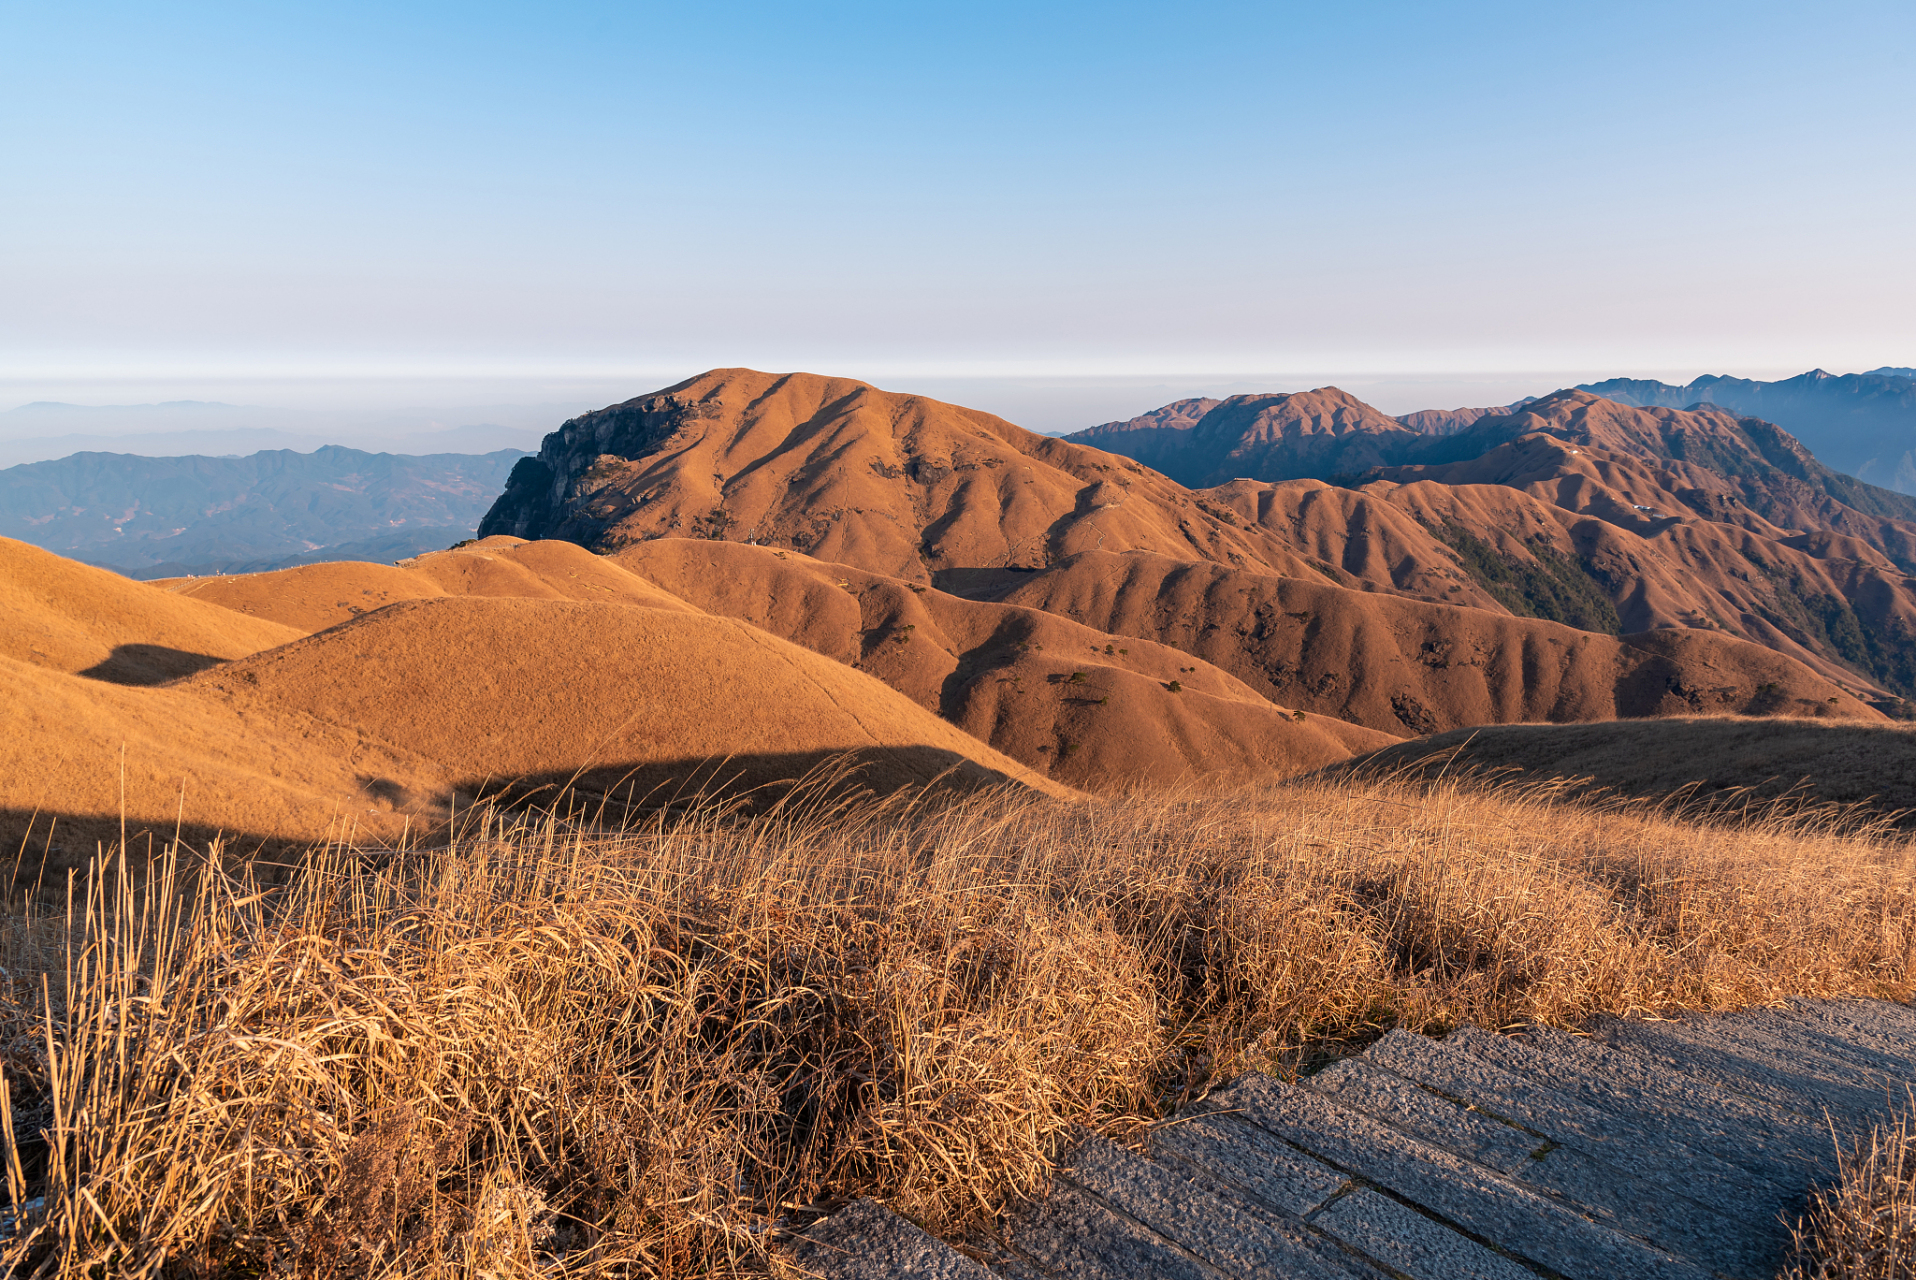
[788,998,1916,1279]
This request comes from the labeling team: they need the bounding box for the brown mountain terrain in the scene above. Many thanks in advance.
[610,538,1398,788]
[154,536,1399,790]
[0,540,1067,871]
[1069,386,1916,534]
[1063,387,1916,702]
[1393,403,1522,435]
[479,369,1904,721]
[156,535,699,631]
[1071,388,1406,489]
[983,549,1873,734]
[3,538,301,682]
[182,597,1067,813]
[1354,435,1916,699]
[476,369,1363,586]
[1067,396,1221,475]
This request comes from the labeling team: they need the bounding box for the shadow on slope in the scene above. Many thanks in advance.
[77,643,229,685]
[1,747,1035,898]
[1333,718,1916,825]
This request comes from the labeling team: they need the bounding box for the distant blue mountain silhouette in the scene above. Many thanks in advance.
[1,444,524,578]
[1579,369,1916,495]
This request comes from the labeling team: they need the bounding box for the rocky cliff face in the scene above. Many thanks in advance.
[478,390,720,544]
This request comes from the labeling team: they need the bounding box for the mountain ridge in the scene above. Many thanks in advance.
[1579,368,1916,494]
[478,368,1906,716]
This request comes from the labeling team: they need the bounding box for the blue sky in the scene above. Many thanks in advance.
[4,1,1913,422]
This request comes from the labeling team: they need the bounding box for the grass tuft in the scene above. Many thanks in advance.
[1787,1106,1916,1279]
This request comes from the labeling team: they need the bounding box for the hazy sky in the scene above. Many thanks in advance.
[5,0,1914,424]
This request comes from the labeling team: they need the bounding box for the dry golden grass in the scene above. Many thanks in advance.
[0,770,1911,1277]
[1786,1106,1916,1279]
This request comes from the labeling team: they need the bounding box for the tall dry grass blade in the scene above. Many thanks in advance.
[1786,1103,1916,1279]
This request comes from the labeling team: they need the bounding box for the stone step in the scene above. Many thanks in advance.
[1152,1109,1537,1280]
[1200,1071,1713,1280]
[1304,1055,1778,1277]
[1055,1133,1382,1279]
[1688,1005,1916,1101]
[1770,998,1916,1068]
[1593,1015,1904,1128]
[1359,1028,1785,1224]
[1150,1112,1351,1219]
[1445,1023,1830,1186]
[1741,1002,1916,1082]
[999,1180,1223,1279]
[1309,1187,1537,1280]
[789,1198,996,1279]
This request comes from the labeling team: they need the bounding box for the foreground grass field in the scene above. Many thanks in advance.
[2,771,1912,1277]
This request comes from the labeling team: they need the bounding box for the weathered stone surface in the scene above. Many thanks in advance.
[1062,1134,1379,1279]
[1312,1189,1536,1280]
[1363,1028,1782,1221]
[1736,1004,1916,1080]
[1773,998,1916,1064]
[1447,1023,1827,1185]
[1004,1182,1217,1280]
[1594,1015,1900,1127]
[1150,1111,1350,1218]
[788,1199,995,1280]
[1307,1053,1774,1276]
[1207,1072,1713,1280]
[1680,1006,1916,1105]
[1307,1057,1545,1173]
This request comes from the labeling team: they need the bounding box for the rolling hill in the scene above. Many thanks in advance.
[157,535,1400,791]
[0,536,1068,873]
[1335,716,1916,821]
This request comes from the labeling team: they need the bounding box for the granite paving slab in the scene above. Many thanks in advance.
[1206,1072,1713,1280]
[787,999,1916,1279]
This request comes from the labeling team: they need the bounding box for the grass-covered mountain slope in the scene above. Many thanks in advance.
[480,369,1916,709]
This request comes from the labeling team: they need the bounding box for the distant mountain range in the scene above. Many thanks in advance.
[0,399,561,466]
[1577,368,1916,494]
[11,364,1916,713]
[0,445,526,578]
[1050,383,1916,704]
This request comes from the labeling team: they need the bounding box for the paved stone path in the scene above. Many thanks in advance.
[789,998,1916,1279]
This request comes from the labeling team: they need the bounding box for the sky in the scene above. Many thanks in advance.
[4,0,1914,437]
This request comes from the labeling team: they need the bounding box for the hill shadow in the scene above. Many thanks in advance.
[0,746,1055,899]
[77,644,228,686]
[1326,718,1916,827]
[457,745,1046,825]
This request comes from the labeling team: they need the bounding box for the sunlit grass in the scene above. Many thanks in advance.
[0,768,1911,1276]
